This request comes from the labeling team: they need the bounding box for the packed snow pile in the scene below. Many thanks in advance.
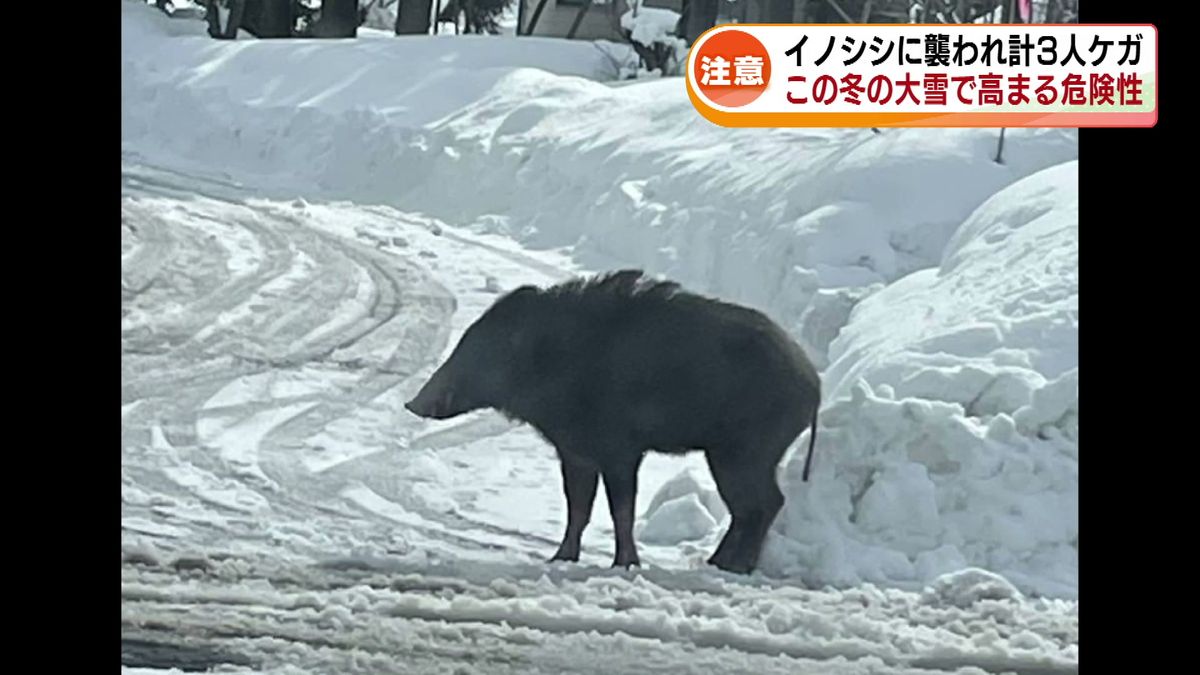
[617,2,686,77]
[762,162,1078,598]
[638,468,727,545]
[402,86,1076,376]
[921,567,1023,608]
[620,2,684,51]
[642,467,728,523]
[639,493,717,544]
[121,1,621,122]
[360,1,399,32]
[122,0,1078,605]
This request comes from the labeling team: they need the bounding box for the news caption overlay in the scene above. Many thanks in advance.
[685,24,1157,128]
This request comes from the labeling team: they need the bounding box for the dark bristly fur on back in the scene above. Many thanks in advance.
[543,269,682,305]
[406,269,822,575]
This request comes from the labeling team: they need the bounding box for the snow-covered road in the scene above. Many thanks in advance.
[121,160,1076,675]
[123,156,571,563]
[123,552,1077,675]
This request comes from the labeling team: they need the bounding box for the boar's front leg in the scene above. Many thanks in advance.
[603,457,644,569]
[549,454,598,563]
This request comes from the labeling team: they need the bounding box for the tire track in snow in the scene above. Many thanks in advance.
[121,160,569,564]
[122,162,456,552]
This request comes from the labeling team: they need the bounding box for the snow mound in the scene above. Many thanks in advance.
[639,494,717,545]
[922,567,1022,608]
[621,4,684,49]
[764,161,1078,598]
[411,100,1075,375]
[643,468,727,523]
[121,1,621,124]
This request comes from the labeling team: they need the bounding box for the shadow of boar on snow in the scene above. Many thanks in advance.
[405,270,821,574]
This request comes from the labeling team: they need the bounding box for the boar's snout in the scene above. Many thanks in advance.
[405,376,460,420]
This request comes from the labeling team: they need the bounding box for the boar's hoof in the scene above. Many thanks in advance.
[709,556,754,575]
[611,554,641,570]
[706,546,734,570]
[548,550,580,564]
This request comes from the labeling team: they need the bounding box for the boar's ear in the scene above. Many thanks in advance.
[491,284,540,316]
[507,285,540,301]
[481,284,541,333]
[492,286,553,356]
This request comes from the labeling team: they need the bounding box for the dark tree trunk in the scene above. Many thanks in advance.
[765,0,794,23]
[794,0,811,22]
[683,0,717,46]
[252,0,292,38]
[396,0,435,33]
[810,0,861,23]
[313,0,359,38]
[206,0,247,39]
[448,0,460,34]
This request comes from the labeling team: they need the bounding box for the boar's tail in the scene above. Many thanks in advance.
[801,405,819,482]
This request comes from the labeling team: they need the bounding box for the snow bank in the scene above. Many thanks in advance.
[374,100,1075,378]
[122,1,621,121]
[122,1,1078,597]
[620,2,684,51]
[122,2,1075,364]
[763,162,1078,598]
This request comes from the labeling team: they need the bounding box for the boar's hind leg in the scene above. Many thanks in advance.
[704,453,750,571]
[603,457,644,569]
[706,450,786,575]
[549,455,599,563]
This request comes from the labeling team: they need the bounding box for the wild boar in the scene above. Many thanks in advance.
[406,270,820,574]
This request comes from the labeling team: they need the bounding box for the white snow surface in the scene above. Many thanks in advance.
[122,2,1078,672]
